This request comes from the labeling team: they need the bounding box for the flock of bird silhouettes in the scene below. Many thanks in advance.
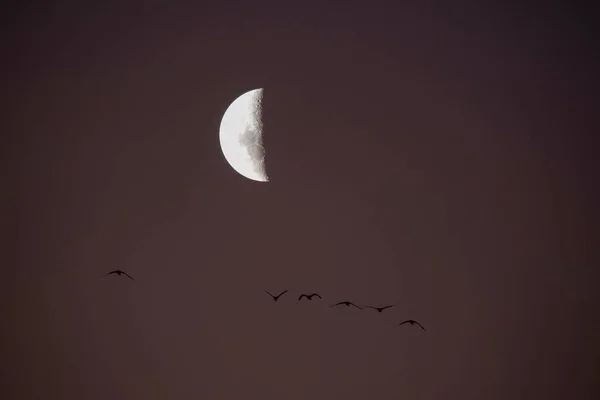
[103,270,425,331]
[264,289,426,331]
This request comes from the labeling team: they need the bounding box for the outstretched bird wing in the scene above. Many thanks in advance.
[265,290,275,298]
[276,289,289,298]
[103,270,119,277]
[365,305,378,310]
[381,304,395,311]
[298,294,308,301]
[398,320,410,326]
[414,321,426,331]
[331,302,345,307]
[312,293,322,299]
[122,272,134,280]
[349,302,363,310]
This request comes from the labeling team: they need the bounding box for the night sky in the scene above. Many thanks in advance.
[3,1,598,399]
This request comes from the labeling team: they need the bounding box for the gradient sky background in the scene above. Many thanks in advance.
[3,1,598,399]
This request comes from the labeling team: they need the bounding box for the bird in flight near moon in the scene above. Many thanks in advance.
[265,289,289,302]
[331,301,363,310]
[398,320,426,331]
[364,304,395,313]
[219,88,268,182]
[103,270,134,280]
[298,293,322,301]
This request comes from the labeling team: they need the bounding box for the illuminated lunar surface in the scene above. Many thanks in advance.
[218,88,268,182]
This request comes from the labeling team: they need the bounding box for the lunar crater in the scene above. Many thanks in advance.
[239,126,266,177]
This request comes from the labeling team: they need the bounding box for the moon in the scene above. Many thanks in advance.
[219,88,268,182]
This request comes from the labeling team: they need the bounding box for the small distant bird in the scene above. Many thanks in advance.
[103,270,134,280]
[265,289,289,302]
[365,304,395,313]
[298,293,322,301]
[331,301,362,310]
[398,320,426,331]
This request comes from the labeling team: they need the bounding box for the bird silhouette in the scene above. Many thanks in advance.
[398,320,426,331]
[365,304,395,313]
[103,270,134,280]
[331,301,362,310]
[298,293,322,302]
[265,289,289,301]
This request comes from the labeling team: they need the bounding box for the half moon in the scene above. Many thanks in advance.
[219,88,268,182]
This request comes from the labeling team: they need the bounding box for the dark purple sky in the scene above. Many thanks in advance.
[3,1,598,399]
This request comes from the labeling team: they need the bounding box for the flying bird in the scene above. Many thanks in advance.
[265,289,289,301]
[398,320,426,331]
[103,270,134,280]
[298,293,322,301]
[331,301,362,310]
[365,304,395,313]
